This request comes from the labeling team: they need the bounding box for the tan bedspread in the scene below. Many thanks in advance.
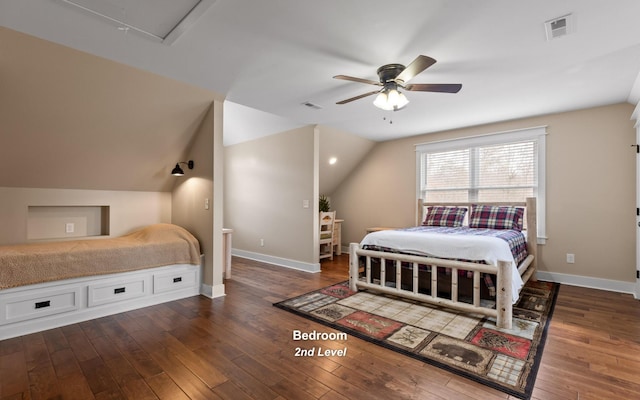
[0,223,201,289]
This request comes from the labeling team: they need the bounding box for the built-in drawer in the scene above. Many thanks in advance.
[153,268,197,294]
[0,286,81,325]
[87,276,148,307]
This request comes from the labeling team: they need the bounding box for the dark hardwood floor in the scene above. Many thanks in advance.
[1,255,639,399]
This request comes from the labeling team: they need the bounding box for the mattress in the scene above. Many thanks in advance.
[0,223,201,289]
[360,226,527,303]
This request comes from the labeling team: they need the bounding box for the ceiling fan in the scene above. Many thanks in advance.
[334,55,462,111]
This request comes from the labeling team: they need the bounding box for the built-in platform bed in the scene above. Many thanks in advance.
[0,261,201,340]
[0,223,203,340]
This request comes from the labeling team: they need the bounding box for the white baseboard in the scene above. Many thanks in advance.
[212,283,226,298]
[228,251,638,297]
[536,271,636,295]
[200,283,212,298]
[232,249,321,273]
[200,283,226,299]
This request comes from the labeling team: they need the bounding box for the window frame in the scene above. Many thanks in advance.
[415,126,547,244]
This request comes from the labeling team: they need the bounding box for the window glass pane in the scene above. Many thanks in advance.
[424,190,469,203]
[478,142,536,191]
[477,188,534,202]
[424,149,469,190]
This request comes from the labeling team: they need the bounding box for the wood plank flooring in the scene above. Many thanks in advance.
[1,255,639,399]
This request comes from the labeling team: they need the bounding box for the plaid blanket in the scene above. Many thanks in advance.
[396,226,528,265]
[361,226,529,297]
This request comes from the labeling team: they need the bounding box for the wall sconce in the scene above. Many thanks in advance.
[171,160,194,176]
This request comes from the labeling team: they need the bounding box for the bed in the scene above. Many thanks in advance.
[0,223,203,340]
[349,198,537,329]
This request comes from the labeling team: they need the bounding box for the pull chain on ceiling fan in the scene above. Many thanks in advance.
[334,55,462,111]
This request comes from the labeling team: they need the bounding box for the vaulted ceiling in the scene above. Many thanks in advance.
[3,0,640,145]
[1,1,640,192]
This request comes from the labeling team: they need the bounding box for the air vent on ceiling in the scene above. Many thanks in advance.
[545,14,574,41]
[302,101,323,110]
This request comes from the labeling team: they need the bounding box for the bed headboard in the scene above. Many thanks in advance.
[417,197,537,260]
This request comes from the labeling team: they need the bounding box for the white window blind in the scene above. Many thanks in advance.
[416,127,547,242]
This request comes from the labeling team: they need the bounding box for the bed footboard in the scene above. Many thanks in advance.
[349,243,522,329]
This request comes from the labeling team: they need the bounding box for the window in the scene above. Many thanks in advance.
[416,127,546,242]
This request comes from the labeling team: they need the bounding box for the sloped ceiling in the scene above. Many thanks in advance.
[223,102,305,147]
[2,0,640,144]
[2,1,640,194]
[0,27,218,192]
[319,126,375,196]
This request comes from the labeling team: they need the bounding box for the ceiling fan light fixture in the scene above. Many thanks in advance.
[374,88,409,111]
[334,55,460,108]
[373,91,388,109]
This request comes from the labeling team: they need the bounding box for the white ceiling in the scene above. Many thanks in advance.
[2,0,640,144]
[58,0,204,40]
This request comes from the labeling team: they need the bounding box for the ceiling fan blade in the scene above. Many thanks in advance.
[336,90,380,105]
[333,75,382,86]
[395,55,436,84]
[404,83,462,93]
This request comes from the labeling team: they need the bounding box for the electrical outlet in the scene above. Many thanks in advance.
[260,238,264,247]
[65,223,75,234]
[204,198,210,210]
[566,253,575,264]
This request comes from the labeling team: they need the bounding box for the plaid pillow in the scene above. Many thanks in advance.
[469,205,524,231]
[423,206,467,227]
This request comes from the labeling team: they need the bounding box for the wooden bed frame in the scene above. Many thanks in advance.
[349,197,537,329]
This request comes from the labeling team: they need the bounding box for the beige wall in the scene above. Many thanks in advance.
[0,27,216,193]
[332,103,636,284]
[0,187,171,245]
[224,126,317,265]
[171,104,215,286]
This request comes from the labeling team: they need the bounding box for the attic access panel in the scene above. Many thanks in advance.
[61,0,216,44]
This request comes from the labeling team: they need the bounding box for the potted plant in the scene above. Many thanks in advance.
[319,195,330,212]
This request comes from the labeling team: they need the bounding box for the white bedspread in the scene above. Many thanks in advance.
[360,229,524,303]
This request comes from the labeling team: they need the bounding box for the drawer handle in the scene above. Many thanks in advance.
[114,287,126,294]
[173,277,182,283]
[35,300,51,309]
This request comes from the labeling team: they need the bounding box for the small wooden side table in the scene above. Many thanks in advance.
[333,219,344,255]
[366,227,399,234]
[223,228,233,279]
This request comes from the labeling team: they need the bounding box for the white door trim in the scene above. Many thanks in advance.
[633,104,640,299]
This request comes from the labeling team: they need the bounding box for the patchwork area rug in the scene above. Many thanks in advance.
[274,280,559,400]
